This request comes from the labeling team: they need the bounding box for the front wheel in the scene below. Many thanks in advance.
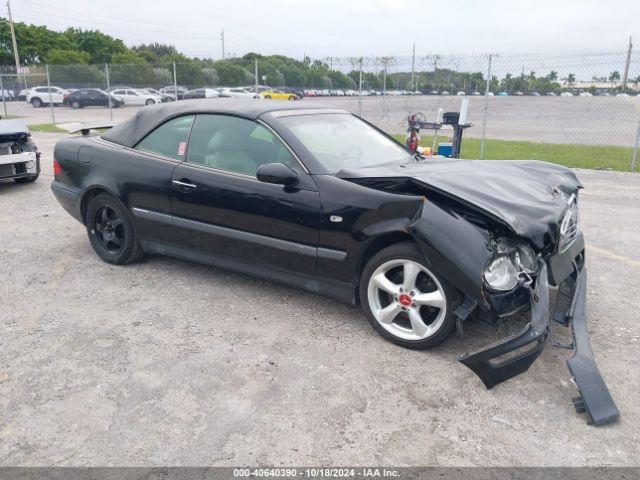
[359,242,456,349]
[71,101,82,109]
[85,193,144,265]
[31,98,42,108]
[145,99,155,106]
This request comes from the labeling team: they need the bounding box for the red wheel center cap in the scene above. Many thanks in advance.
[398,294,412,306]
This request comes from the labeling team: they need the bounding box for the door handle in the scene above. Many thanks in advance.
[172,179,198,190]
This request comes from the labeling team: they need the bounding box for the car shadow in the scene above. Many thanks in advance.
[139,251,552,362]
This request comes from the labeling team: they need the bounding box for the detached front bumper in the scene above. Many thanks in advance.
[459,260,620,426]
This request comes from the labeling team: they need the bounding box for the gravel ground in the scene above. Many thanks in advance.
[0,132,639,466]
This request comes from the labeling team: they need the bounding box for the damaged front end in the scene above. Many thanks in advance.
[456,208,620,426]
[345,162,619,425]
[0,121,40,181]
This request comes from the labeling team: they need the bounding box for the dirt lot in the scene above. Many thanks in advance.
[1,132,639,466]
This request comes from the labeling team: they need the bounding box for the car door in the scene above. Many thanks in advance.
[127,90,144,105]
[128,114,196,243]
[170,114,321,275]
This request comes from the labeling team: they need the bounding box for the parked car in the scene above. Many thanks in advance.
[0,89,14,101]
[66,89,123,109]
[0,119,39,183]
[560,92,574,97]
[16,89,27,101]
[260,89,299,100]
[218,87,256,98]
[159,85,189,100]
[456,91,466,96]
[183,88,220,99]
[51,102,619,426]
[111,88,162,106]
[26,86,68,107]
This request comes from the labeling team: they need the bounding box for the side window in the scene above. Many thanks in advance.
[135,115,195,160]
[186,114,293,176]
[113,90,125,95]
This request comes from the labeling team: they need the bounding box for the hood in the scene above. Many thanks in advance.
[339,158,582,249]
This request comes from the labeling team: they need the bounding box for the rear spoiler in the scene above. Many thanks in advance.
[68,122,116,136]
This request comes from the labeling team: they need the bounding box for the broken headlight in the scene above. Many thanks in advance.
[484,240,539,291]
[484,256,519,291]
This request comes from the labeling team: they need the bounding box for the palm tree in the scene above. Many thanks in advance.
[562,73,576,86]
[609,71,621,86]
[547,70,558,82]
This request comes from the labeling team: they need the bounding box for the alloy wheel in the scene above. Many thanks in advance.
[93,205,125,253]
[367,259,447,341]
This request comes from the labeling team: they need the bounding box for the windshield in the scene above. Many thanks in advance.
[278,113,412,173]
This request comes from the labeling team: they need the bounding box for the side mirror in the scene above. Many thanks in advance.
[257,163,298,187]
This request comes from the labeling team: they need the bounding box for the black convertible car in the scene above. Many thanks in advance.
[51,100,618,425]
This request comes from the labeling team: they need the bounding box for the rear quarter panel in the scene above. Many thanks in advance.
[53,136,177,242]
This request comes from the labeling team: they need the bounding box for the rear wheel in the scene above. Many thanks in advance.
[85,193,144,265]
[145,99,155,106]
[359,242,456,349]
[264,95,272,99]
[71,100,82,109]
[288,95,296,101]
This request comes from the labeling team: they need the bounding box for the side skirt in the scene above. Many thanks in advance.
[140,239,357,305]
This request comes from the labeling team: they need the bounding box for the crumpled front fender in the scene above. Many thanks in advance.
[410,199,493,307]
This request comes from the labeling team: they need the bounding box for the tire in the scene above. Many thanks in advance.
[71,101,82,109]
[264,95,272,99]
[85,193,144,265]
[31,98,42,108]
[145,99,155,106]
[288,95,296,101]
[359,242,457,349]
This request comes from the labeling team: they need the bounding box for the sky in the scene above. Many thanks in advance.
[9,0,640,59]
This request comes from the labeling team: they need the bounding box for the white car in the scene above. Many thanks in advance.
[110,88,162,106]
[456,91,466,96]
[218,87,255,98]
[26,86,67,107]
[560,92,574,97]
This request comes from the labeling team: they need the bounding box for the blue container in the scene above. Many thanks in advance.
[438,142,453,157]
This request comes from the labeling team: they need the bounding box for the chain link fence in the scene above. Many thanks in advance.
[1,51,639,171]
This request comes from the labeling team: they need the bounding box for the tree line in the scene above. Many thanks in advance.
[1,18,633,92]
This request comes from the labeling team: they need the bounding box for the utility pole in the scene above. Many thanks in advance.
[622,36,633,91]
[411,43,416,92]
[6,0,22,78]
[220,30,225,60]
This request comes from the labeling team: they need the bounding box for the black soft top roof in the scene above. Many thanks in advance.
[102,99,346,148]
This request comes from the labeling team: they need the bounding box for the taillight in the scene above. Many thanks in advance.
[53,158,62,176]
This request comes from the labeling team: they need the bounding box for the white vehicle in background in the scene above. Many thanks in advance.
[579,92,593,97]
[560,92,574,97]
[26,86,68,107]
[218,87,256,98]
[110,88,162,106]
[0,120,39,183]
